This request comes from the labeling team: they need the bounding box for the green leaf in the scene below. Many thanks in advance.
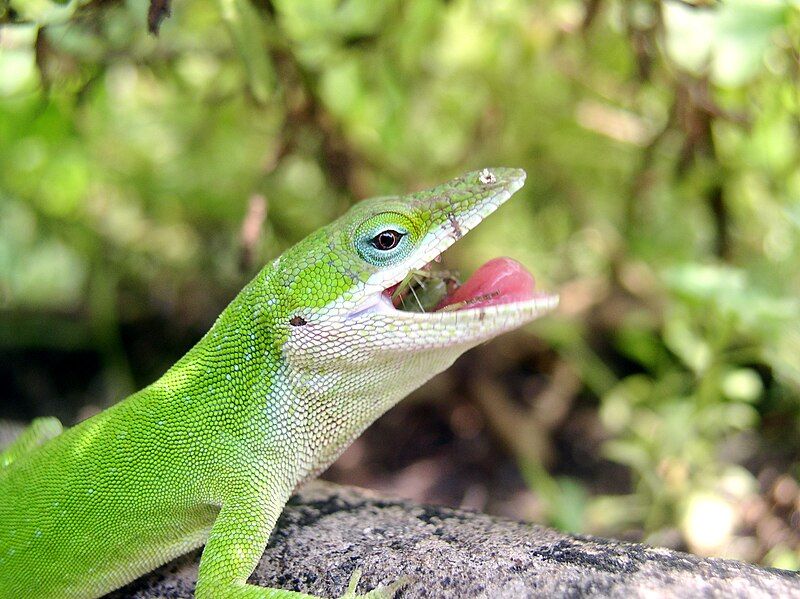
[218,0,274,104]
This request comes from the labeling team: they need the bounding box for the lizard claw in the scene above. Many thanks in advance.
[338,569,411,599]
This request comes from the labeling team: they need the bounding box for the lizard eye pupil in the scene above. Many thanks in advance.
[371,230,403,251]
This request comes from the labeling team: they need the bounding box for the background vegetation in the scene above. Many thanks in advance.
[2,0,799,570]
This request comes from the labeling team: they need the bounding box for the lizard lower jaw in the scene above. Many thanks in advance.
[349,289,558,322]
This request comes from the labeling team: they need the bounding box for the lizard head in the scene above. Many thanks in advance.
[342,167,558,327]
[270,167,558,463]
[279,167,557,379]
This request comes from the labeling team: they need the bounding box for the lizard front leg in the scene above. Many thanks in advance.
[194,483,406,599]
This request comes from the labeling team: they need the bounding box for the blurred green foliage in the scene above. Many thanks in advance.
[2,0,800,569]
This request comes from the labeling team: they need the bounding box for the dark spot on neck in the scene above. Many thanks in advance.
[290,315,307,326]
[448,212,463,240]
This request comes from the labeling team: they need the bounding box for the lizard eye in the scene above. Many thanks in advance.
[370,230,404,251]
[354,213,415,266]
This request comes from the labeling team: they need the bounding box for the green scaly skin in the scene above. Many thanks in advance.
[0,168,558,598]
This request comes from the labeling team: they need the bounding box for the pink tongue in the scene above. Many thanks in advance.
[436,257,535,311]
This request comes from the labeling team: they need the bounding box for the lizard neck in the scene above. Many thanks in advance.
[147,267,300,462]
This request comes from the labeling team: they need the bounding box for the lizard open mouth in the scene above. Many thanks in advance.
[384,256,546,314]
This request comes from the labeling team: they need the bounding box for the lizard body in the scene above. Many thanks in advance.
[0,168,557,598]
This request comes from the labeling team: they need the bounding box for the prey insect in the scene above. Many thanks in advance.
[391,267,461,313]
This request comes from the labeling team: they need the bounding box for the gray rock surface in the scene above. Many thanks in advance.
[108,481,800,599]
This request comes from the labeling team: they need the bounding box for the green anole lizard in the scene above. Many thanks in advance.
[0,168,558,598]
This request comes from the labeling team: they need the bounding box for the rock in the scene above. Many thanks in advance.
[110,481,800,598]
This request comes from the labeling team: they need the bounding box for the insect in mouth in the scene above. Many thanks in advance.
[391,266,461,313]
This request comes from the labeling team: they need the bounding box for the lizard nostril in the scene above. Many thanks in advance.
[289,316,307,326]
